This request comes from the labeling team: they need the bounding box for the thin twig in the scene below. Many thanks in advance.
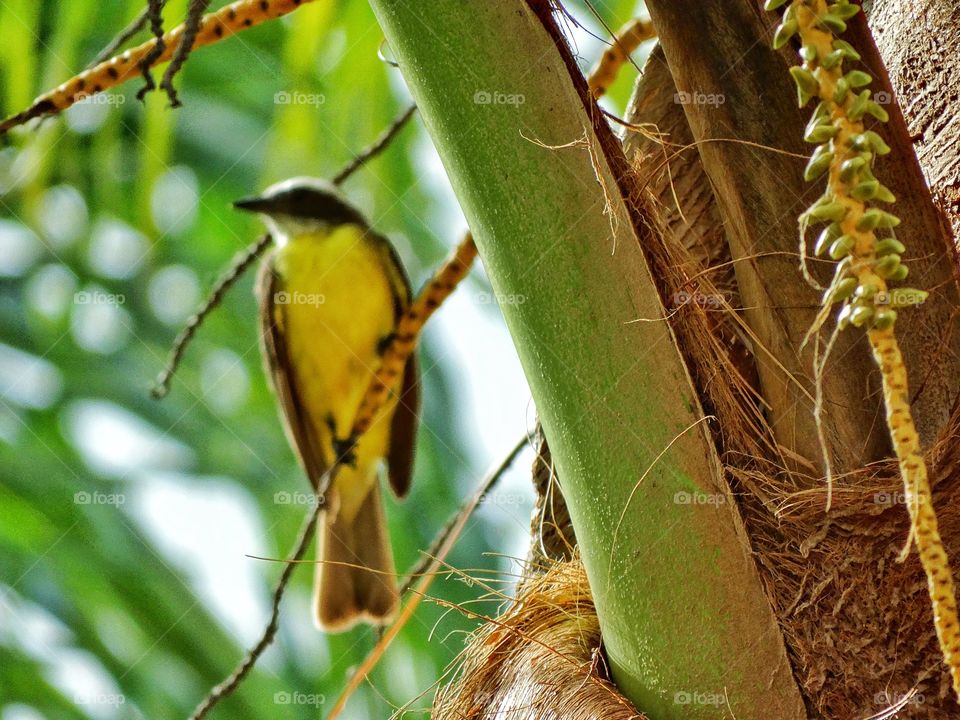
[160,0,212,107]
[585,17,654,98]
[137,0,168,102]
[188,471,330,720]
[398,436,529,596]
[151,234,273,399]
[87,7,151,69]
[331,104,418,185]
[328,436,530,719]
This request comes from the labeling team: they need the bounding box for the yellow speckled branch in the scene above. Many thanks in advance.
[0,0,318,134]
[587,19,655,99]
[350,234,477,438]
[769,0,960,698]
[870,327,960,692]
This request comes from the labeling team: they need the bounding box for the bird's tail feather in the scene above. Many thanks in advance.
[313,483,398,632]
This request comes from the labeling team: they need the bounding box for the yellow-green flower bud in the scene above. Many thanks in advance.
[774,18,799,49]
[845,70,873,88]
[804,123,840,144]
[851,179,880,200]
[848,90,871,120]
[821,49,845,69]
[833,77,850,104]
[829,235,856,259]
[888,264,909,281]
[874,238,906,256]
[819,13,847,34]
[855,283,878,299]
[856,208,900,231]
[790,66,819,106]
[830,2,861,20]
[806,200,848,223]
[874,254,902,278]
[872,309,897,330]
[839,156,866,183]
[815,224,843,256]
[826,277,859,303]
[832,38,861,61]
[805,147,835,181]
[866,101,890,122]
[850,305,875,327]
[874,185,896,204]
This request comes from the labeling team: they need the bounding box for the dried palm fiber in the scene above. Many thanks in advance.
[433,427,644,720]
[620,42,960,718]
[432,559,644,720]
[621,45,773,467]
[525,428,577,576]
[621,45,747,358]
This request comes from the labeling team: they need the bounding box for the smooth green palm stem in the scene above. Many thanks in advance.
[367,1,806,718]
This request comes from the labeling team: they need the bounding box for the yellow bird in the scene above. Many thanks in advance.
[234,177,418,632]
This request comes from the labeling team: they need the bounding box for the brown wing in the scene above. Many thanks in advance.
[387,353,419,497]
[257,255,329,490]
[367,230,419,498]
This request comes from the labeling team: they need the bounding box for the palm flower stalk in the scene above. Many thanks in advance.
[768,0,960,699]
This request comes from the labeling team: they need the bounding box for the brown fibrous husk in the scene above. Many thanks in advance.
[432,558,645,720]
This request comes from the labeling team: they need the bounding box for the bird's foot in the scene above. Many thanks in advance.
[332,434,359,468]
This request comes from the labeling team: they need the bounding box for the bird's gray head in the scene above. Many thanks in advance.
[233,177,368,243]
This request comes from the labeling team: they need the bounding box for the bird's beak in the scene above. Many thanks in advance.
[233,195,271,213]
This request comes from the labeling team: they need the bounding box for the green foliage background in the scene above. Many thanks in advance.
[0,1,642,717]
